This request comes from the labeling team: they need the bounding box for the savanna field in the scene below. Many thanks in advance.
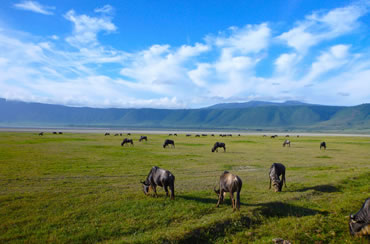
[0,132,369,243]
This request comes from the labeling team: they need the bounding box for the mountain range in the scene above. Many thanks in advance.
[0,98,369,132]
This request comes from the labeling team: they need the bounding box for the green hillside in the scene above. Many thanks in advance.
[0,98,369,132]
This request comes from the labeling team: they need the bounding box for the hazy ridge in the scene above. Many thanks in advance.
[0,98,369,132]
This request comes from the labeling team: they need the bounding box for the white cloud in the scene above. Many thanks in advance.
[64,10,116,48]
[95,5,114,14]
[278,4,367,53]
[14,1,55,15]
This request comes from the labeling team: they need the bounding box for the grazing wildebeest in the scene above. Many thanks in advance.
[105,133,110,136]
[283,140,291,147]
[114,133,119,136]
[141,166,175,199]
[202,134,207,136]
[38,132,43,136]
[127,133,131,136]
[271,135,276,138]
[163,139,175,148]
[169,133,173,136]
[286,135,290,137]
[320,141,326,150]
[52,132,57,135]
[174,133,177,136]
[121,138,134,146]
[212,142,226,152]
[120,133,122,136]
[186,134,191,137]
[58,132,63,134]
[349,198,370,237]
[269,163,287,192]
[139,136,148,142]
[238,134,241,136]
[195,134,200,137]
[214,171,242,211]
[211,134,215,136]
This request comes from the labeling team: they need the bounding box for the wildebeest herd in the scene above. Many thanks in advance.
[38,131,369,237]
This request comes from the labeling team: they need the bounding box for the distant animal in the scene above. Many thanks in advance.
[283,140,291,147]
[269,163,287,192]
[105,133,110,136]
[114,133,119,136]
[120,133,122,136]
[139,136,148,142]
[169,133,173,136]
[52,132,57,135]
[121,138,134,146]
[271,135,276,138]
[211,134,215,137]
[320,142,326,150]
[214,171,242,211]
[238,134,241,136]
[286,135,290,137]
[195,134,200,137]
[38,132,43,136]
[212,142,226,152]
[202,134,207,136]
[163,139,175,148]
[297,135,300,137]
[349,198,370,237]
[58,132,63,134]
[141,166,175,199]
[127,133,131,136]
[186,134,191,137]
[174,133,177,136]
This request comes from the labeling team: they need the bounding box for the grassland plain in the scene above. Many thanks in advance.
[0,132,369,243]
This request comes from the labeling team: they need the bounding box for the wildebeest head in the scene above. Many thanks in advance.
[348,198,370,237]
[140,180,150,195]
[272,179,282,192]
[214,186,225,202]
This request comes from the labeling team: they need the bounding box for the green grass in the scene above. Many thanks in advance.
[0,132,369,243]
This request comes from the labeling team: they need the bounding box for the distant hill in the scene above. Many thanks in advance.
[206,100,309,109]
[0,98,369,132]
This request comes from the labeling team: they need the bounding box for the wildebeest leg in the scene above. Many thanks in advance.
[170,183,175,200]
[282,172,287,187]
[216,190,224,207]
[152,185,158,197]
[236,191,241,210]
[223,146,226,152]
[230,192,235,210]
[164,185,169,197]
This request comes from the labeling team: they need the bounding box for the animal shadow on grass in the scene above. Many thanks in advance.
[254,201,328,218]
[294,184,340,193]
[177,195,253,207]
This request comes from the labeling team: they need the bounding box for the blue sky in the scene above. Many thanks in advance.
[0,0,369,108]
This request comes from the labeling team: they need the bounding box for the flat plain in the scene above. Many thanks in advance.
[0,132,369,243]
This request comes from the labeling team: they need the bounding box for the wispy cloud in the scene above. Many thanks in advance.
[94,5,114,14]
[14,1,55,15]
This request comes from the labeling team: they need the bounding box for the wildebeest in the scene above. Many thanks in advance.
[114,133,119,136]
[141,166,175,199]
[38,132,43,136]
[283,140,291,147]
[104,132,110,136]
[121,138,134,146]
[174,133,177,136]
[211,134,215,136]
[214,171,242,211]
[212,142,226,152]
[320,141,326,150]
[202,134,207,136]
[52,132,57,134]
[186,134,191,137]
[286,135,290,137]
[139,136,148,142]
[269,163,287,192]
[163,139,175,148]
[349,198,370,237]
[271,135,276,138]
[195,134,200,137]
